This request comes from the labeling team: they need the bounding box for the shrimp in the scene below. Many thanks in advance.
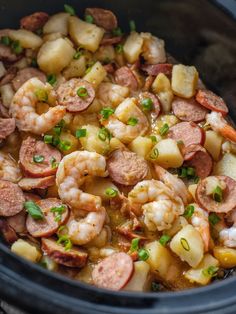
[154,165,191,205]
[128,180,184,231]
[140,32,166,64]
[0,151,21,183]
[101,97,149,143]
[219,209,236,247]
[190,203,210,252]
[10,77,65,135]
[97,82,130,109]
[67,207,106,245]
[206,111,236,143]
[56,151,108,212]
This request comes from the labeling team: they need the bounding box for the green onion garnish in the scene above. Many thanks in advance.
[73,49,83,59]
[180,237,190,251]
[129,20,136,32]
[50,157,58,169]
[202,266,219,278]
[47,74,57,86]
[77,87,88,98]
[112,27,123,36]
[105,187,118,198]
[115,44,124,53]
[64,4,75,15]
[85,14,94,23]
[149,148,159,160]
[35,89,48,102]
[130,238,140,252]
[209,213,221,226]
[149,135,157,143]
[138,248,149,261]
[127,117,138,126]
[33,155,44,163]
[76,128,87,139]
[100,107,115,120]
[57,234,72,251]
[141,98,153,111]
[183,204,195,218]
[24,201,44,220]
[51,205,66,222]
[59,140,71,151]
[44,135,53,144]
[11,40,23,54]
[213,186,223,203]
[159,234,171,247]
[159,123,169,136]
[1,36,11,46]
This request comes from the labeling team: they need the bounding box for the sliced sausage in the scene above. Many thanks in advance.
[143,75,155,92]
[114,66,138,91]
[172,97,208,122]
[0,118,15,140]
[196,176,236,213]
[0,44,20,63]
[141,63,173,77]
[7,210,27,233]
[12,67,46,91]
[185,149,213,179]
[101,35,122,46]
[57,78,95,112]
[19,136,61,178]
[168,122,205,147]
[103,63,115,74]
[195,89,228,115]
[183,144,205,161]
[0,67,17,86]
[18,176,55,191]
[24,192,41,202]
[85,8,117,31]
[0,102,9,118]
[92,252,134,290]
[20,12,49,32]
[0,180,25,217]
[41,237,88,267]
[139,91,161,117]
[0,218,18,243]
[26,198,69,237]
[107,149,149,186]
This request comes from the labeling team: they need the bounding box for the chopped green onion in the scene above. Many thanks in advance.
[180,237,190,251]
[105,187,118,198]
[202,266,219,277]
[178,167,187,178]
[64,4,75,15]
[85,61,95,74]
[186,167,195,177]
[129,20,136,32]
[11,40,23,54]
[112,27,123,36]
[73,48,83,59]
[31,58,38,68]
[24,201,44,220]
[193,176,200,184]
[150,148,159,160]
[52,136,60,147]
[50,157,58,169]
[85,14,94,23]
[53,126,62,136]
[209,213,221,226]
[127,117,138,126]
[177,167,196,179]
[57,225,68,236]
[159,234,171,247]
[1,36,11,46]
[115,44,124,53]
[76,128,87,139]
[44,134,53,144]
[47,74,57,86]
[159,123,169,136]
[149,135,157,143]
[77,86,88,98]
[57,234,72,251]
[35,89,48,102]
[213,186,223,203]
[138,248,149,261]
[98,128,108,141]
[51,205,66,222]
[151,281,160,292]
[130,238,140,252]
[100,107,115,120]
[183,204,195,218]
[141,98,153,111]
[58,140,71,151]
[33,155,44,163]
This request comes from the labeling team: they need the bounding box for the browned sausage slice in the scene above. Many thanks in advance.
[19,137,61,178]
[26,198,69,237]
[0,44,20,63]
[7,209,27,233]
[85,8,118,31]
[101,35,122,46]
[139,92,161,118]
[183,144,205,161]
[114,66,138,91]
[92,252,134,290]
[107,149,149,186]
[0,118,15,140]
[0,218,18,243]
[0,67,17,86]
[0,180,25,217]
[41,238,88,267]
[184,149,213,179]
[24,192,41,202]
[141,63,173,77]
[18,176,55,191]
[195,89,228,115]
[196,176,236,213]
[12,67,46,91]
[20,12,49,32]
[168,122,205,147]
[57,78,95,112]
[172,97,208,122]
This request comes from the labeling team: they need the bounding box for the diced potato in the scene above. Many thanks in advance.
[83,61,107,88]
[95,45,115,63]
[79,124,110,155]
[214,153,236,181]
[170,224,204,267]
[129,136,153,158]
[184,253,219,285]
[84,177,119,201]
[85,99,102,114]
[70,113,100,133]
[171,64,199,98]
[155,114,179,132]
[188,184,198,200]
[69,16,105,52]
[9,29,42,49]
[43,32,62,42]
[150,139,183,168]
[145,241,173,277]
[11,239,41,262]
[63,55,87,79]
[37,38,75,73]
[123,32,144,64]
[43,13,70,35]
[152,73,173,113]
[59,132,80,155]
[13,57,29,70]
[97,82,130,108]
[0,61,6,78]
[124,261,150,291]
[109,137,126,151]
[166,216,188,237]
[0,84,14,108]
[213,246,236,268]
[40,256,58,271]
[204,130,223,161]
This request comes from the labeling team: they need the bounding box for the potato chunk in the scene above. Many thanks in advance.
[152,73,173,113]
[129,136,153,158]
[213,246,236,268]
[69,16,105,52]
[84,177,119,201]
[214,153,236,181]
[83,61,107,88]
[37,38,75,73]
[170,224,204,267]
[63,56,87,79]
[43,13,70,35]
[188,184,198,200]
[204,130,223,161]
[123,32,144,64]
[11,239,41,262]
[9,29,42,49]
[171,64,199,98]
[124,261,150,291]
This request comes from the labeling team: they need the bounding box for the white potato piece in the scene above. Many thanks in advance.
[152,73,173,113]
[0,84,14,108]
[123,32,144,64]
[70,113,100,133]
[42,32,62,42]
[9,29,42,49]
[150,138,183,168]
[155,114,179,131]
[37,38,75,73]
[184,253,219,285]
[213,246,236,268]
[83,61,107,88]
[69,16,105,52]
[171,64,199,98]
[170,224,204,267]
[11,239,41,262]
[214,153,236,181]
[204,130,223,161]
[95,45,115,63]
[84,177,119,201]
[124,261,150,291]
[129,136,153,158]
[63,55,87,79]
[13,57,29,70]
[166,216,188,237]
[97,82,130,108]
[85,99,102,114]
[109,137,126,151]
[188,184,198,200]
[43,13,70,35]
[59,132,80,155]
